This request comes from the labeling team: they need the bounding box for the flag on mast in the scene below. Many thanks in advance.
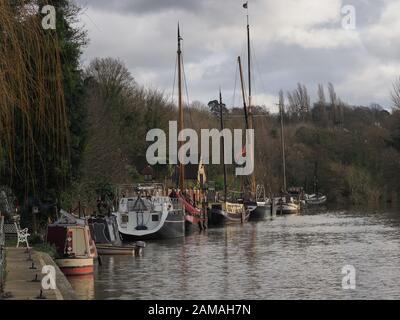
[243,2,248,9]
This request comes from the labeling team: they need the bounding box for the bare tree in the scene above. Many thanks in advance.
[287,83,310,118]
[317,84,326,105]
[327,82,338,106]
[279,90,285,111]
[85,57,135,103]
[391,77,400,109]
[327,83,345,126]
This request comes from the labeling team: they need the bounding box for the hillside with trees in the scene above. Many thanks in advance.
[71,57,400,210]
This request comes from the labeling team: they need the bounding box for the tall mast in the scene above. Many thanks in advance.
[279,94,287,193]
[219,89,228,202]
[314,161,318,195]
[177,23,185,191]
[238,56,249,129]
[246,11,252,127]
[237,57,247,196]
[245,4,256,197]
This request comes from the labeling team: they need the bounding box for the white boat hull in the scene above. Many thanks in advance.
[306,194,327,205]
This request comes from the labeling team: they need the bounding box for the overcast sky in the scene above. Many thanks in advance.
[75,0,400,112]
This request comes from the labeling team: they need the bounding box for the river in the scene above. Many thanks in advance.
[68,209,400,300]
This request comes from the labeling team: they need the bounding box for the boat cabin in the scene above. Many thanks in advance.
[87,215,121,245]
[46,211,97,259]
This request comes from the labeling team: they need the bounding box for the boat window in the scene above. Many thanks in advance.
[212,204,222,210]
[152,214,159,222]
[121,214,129,224]
[128,198,151,211]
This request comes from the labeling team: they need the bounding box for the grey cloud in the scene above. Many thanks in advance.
[77,0,202,14]
[76,0,399,110]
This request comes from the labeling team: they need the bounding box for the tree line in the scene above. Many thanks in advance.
[1,1,400,228]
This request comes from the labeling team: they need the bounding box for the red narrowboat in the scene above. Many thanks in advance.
[46,211,97,276]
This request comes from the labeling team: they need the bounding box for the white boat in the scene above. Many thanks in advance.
[275,196,300,215]
[305,193,327,205]
[277,90,301,215]
[305,163,327,205]
[115,184,185,241]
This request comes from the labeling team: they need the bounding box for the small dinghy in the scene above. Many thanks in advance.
[94,242,145,256]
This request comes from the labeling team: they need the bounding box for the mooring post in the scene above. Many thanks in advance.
[271,198,274,218]
[201,195,206,230]
[32,206,38,235]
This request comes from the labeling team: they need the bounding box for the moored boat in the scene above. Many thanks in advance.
[275,87,302,215]
[182,197,205,232]
[46,211,97,276]
[208,201,249,226]
[171,26,207,233]
[115,184,185,241]
[305,193,327,205]
[247,186,275,221]
[56,258,94,276]
[87,215,145,255]
[247,199,276,221]
[275,196,300,215]
[305,163,327,206]
[95,242,146,255]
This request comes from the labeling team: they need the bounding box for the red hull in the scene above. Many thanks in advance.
[60,265,94,276]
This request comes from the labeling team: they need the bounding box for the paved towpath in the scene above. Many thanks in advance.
[2,247,76,300]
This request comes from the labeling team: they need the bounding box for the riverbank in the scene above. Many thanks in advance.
[1,248,77,300]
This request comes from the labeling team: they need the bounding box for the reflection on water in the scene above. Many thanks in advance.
[70,210,400,300]
[67,274,95,300]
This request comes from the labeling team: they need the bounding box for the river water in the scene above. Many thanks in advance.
[68,210,400,300]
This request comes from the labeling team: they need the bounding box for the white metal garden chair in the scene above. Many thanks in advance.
[14,221,30,249]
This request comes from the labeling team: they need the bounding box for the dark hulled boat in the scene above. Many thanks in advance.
[87,215,145,255]
[207,201,249,227]
[246,200,276,221]
[246,186,276,221]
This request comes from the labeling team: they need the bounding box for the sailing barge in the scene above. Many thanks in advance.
[174,24,206,232]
